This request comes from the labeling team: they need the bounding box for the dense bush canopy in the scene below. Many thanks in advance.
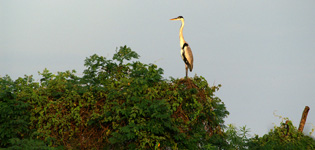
[1,46,314,149]
[0,46,228,149]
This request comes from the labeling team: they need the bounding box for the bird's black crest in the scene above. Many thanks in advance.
[178,16,184,18]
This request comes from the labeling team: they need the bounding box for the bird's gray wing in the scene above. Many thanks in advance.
[183,44,194,71]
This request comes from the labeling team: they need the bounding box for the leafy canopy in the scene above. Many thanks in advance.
[0,46,228,149]
[2,45,314,149]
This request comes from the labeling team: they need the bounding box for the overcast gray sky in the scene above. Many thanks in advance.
[1,1,315,137]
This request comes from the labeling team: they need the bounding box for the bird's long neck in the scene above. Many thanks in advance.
[179,20,185,48]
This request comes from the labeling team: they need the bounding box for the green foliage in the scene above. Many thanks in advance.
[248,120,315,150]
[2,45,315,149]
[223,124,251,150]
[0,46,229,149]
[0,75,37,147]
[220,120,315,150]
[7,138,55,150]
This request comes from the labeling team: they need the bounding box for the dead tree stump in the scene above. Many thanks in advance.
[298,106,310,133]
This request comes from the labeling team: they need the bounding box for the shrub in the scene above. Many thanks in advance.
[0,75,37,147]
[248,120,315,150]
[1,46,229,149]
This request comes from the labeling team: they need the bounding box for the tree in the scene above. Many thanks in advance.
[0,46,229,149]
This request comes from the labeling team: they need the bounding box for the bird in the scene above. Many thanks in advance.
[170,16,194,78]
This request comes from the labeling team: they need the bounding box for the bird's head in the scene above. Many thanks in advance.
[170,16,184,21]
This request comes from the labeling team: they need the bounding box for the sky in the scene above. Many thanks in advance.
[1,0,315,137]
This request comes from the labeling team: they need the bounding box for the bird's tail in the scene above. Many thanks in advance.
[189,65,193,72]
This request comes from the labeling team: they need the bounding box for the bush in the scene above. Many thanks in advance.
[2,45,315,149]
[248,120,315,150]
[220,120,315,150]
[0,75,37,147]
[1,46,229,149]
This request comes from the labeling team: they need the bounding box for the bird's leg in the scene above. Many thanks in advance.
[185,64,188,78]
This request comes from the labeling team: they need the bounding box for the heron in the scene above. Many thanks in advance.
[170,16,194,78]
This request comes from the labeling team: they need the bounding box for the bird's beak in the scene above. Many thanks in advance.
[170,18,177,20]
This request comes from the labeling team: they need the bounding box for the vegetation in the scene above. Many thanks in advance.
[1,45,314,149]
[223,120,315,150]
[248,120,315,150]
